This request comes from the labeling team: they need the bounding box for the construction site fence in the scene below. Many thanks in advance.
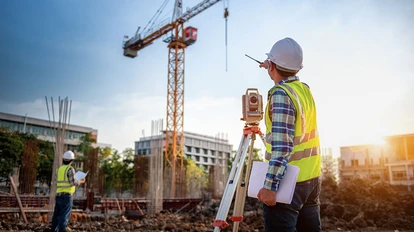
[0,195,202,213]
[100,198,202,213]
[0,195,86,210]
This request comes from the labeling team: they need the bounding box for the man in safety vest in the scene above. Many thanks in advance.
[51,150,85,232]
[257,37,322,232]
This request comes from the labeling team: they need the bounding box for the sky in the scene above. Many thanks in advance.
[1,0,413,157]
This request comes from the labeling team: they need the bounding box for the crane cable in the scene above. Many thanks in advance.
[141,0,170,37]
[224,0,229,72]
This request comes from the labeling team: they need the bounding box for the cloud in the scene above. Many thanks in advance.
[0,99,50,119]
[0,94,250,153]
[2,0,413,159]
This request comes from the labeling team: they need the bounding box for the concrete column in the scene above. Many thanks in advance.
[404,137,411,192]
[388,165,393,185]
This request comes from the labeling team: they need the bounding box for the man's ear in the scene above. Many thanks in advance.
[270,62,276,72]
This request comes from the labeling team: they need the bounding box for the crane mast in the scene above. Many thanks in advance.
[166,22,186,198]
[123,0,223,198]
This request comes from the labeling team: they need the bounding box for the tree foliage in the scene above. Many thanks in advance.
[228,147,262,174]
[0,127,139,196]
[120,148,134,193]
[185,157,208,197]
[0,128,57,191]
[79,133,96,155]
[0,128,24,178]
[99,147,112,160]
[185,157,208,187]
[37,140,55,186]
[78,133,96,170]
[101,148,134,197]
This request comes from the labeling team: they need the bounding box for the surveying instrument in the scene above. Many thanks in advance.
[213,88,266,232]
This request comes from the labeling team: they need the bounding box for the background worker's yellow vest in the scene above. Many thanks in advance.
[265,80,321,182]
[56,165,76,194]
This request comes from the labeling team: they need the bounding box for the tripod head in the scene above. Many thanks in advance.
[240,88,264,126]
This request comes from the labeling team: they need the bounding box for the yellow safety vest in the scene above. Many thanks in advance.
[56,165,76,194]
[265,80,321,182]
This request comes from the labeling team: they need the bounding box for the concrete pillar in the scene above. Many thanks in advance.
[388,165,393,185]
[404,137,411,192]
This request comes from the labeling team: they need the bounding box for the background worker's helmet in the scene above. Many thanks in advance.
[63,150,75,160]
[265,37,303,72]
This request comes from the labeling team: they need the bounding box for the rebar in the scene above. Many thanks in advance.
[45,96,72,222]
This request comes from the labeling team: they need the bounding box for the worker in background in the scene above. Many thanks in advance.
[51,150,85,232]
[257,37,321,232]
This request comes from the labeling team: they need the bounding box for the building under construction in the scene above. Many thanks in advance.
[339,133,414,190]
[135,131,232,171]
[135,130,232,199]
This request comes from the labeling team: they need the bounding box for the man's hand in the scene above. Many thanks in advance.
[257,188,277,206]
[79,179,85,184]
[259,59,270,69]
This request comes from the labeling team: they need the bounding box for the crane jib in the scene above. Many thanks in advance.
[123,0,221,52]
[177,0,221,23]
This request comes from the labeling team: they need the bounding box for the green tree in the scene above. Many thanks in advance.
[102,148,135,197]
[228,147,262,174]
[120,148,134,193]
[99,147,112,160]
[79,133,96,154]
[78,133,95,164]
[0,128,24,178]
[101,157,113,196]
[185,157,208,192]
[37,140,55,186]
[109,150,123,196]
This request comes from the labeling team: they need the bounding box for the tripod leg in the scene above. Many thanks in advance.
[228,134,248,185]
[213,134,252,232]
[231,133,256,232]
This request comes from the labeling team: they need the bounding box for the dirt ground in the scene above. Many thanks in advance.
[1,178,414,231]
[0,211,413,232]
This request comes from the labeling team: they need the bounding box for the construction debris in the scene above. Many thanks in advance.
[320,178,414,231]
[1,178,413,231]
[8,176,28,224]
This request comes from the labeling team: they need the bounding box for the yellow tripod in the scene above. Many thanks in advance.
[213,124,265,232]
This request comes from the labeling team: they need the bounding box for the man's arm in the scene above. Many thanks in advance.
[263,88,296,191]
[67,167,80,187]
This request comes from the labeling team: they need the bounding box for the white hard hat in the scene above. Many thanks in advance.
[63,151,75,160]
[266,37,303,71]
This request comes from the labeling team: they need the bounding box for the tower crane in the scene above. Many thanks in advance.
[123,0,229,198]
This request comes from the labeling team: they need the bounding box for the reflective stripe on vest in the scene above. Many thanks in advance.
[56,165,76,194]
[264,80,321,182]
